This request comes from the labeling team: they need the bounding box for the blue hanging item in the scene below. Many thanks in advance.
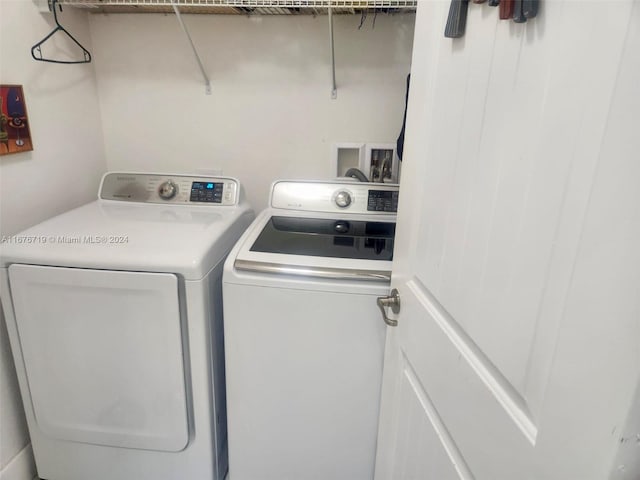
[5,87,27,147]
[7,87,24,117]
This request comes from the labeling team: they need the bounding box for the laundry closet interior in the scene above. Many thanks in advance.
[1,1,639,480]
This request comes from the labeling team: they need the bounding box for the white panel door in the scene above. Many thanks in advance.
[8,264,190,452]
[375,1,640,479]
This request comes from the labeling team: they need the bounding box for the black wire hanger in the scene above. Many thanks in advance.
[31,0,92,64]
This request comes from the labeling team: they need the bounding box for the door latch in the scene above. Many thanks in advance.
[376,288,400,327]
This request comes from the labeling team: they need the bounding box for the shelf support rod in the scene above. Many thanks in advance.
[172,3,212,95]
[328,5,337,99]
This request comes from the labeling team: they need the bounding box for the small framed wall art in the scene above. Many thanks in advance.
[0,85,33,156]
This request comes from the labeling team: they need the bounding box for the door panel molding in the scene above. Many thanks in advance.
[407,278,537,444]
[401,352,474,480]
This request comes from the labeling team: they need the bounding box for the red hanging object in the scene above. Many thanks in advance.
[499,0,515,19]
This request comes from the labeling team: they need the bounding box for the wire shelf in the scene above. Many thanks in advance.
[60,0,417,14]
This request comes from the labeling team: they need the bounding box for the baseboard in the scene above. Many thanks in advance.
[0,444,36,480]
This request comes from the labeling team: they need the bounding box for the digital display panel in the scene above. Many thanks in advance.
[367,190,399,212]
[190,182,223,203]
[192,182,216,190]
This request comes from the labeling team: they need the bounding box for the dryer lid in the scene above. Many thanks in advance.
[1,200,253,279]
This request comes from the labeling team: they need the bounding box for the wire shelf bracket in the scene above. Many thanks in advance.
[328,6,337,99]
[172,2,212,95]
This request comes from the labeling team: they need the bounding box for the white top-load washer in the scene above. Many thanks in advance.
[0,172,254,480]
[223,180,398,480]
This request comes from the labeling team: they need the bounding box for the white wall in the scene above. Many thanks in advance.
[89,12,415,210]
[0,2,106,479]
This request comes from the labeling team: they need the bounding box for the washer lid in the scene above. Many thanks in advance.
[250,216,395,261]
[232,209,394,282]
[1,200,253,279]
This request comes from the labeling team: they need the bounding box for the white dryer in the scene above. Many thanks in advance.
[0,172,254,480]
[223,180,398,480]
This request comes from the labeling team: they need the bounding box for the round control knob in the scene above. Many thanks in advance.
[335,191,352,208]
[158,180,178,200]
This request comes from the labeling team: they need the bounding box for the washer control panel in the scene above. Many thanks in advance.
[100,173,239,205]
[367,189,399,212]
[271,181,399,215]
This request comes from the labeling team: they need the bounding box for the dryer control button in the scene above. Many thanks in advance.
[335,191,352,208]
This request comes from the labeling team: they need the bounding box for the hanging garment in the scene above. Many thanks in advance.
[396,73,410,161]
